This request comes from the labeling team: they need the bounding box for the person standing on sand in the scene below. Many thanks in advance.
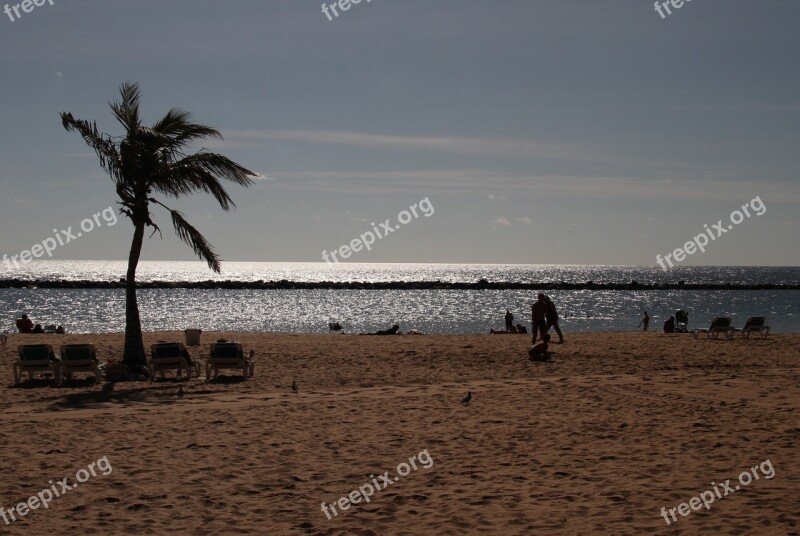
[531,293,548,344]
[638,311,650,331]
[505,310,514,332]
[544,296,564,343]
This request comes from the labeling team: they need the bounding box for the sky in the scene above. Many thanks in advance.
[1,0,799,267]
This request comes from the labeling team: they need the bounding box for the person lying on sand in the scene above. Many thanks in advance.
[528,333,552,362]
[490,324,528,334]
[363,324,401,335]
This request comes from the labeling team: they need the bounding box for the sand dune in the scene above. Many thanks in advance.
[1,332,798,535]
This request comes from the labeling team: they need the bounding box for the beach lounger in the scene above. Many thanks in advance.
[14,344,62,385]
[691,317,735,340]
[205,342,254,379]
[149,342,199,381]
[733,317,770,340]
[59,344,103,382]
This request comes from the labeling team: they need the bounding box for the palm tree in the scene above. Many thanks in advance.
[61,82,255,369]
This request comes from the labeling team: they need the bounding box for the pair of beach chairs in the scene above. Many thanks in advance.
[14,344,102,386]
[691,317,770,340]
[149,341,255,381]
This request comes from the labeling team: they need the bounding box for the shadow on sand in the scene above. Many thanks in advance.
[45,382,197,411]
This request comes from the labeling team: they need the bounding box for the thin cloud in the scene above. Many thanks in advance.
[258,168,800,204]
[224,129,603,161]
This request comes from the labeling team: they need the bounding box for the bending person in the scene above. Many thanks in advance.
[529,334,552,362]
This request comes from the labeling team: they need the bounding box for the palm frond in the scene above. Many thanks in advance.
[150,153,255,209]
[169,209,221,272]
[110,81,142,132]
[60,112,122,183]
[152,169,235,210]
[152,108,222,146]
[175,152,256,187]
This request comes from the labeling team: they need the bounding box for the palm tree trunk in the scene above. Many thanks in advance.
[122,222,147,368]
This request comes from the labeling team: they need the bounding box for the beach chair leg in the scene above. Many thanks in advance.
[13,363,20,385]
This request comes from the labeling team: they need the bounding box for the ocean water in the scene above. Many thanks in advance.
[3,260,800,285]
[1,262,799,334]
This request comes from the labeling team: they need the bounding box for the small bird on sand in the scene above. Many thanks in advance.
[291,381,299,394]
[461,391,472,405]
[177,386,184,398]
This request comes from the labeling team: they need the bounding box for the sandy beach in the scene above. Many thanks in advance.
[1,331,798,535]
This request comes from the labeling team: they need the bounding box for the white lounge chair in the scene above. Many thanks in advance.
[733,317,770,340]
[60,344,103,382]
[14,344,62,385]
[149,342,199,381]
[692,317,735,340]
[205,342,254,379]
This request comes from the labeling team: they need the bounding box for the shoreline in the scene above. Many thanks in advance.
[3,279,800,290]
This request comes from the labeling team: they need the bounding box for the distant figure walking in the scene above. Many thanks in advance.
[638,311,650,331]
[531,294,548,344]
[544,296,564,344]
[504,310,514,332]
